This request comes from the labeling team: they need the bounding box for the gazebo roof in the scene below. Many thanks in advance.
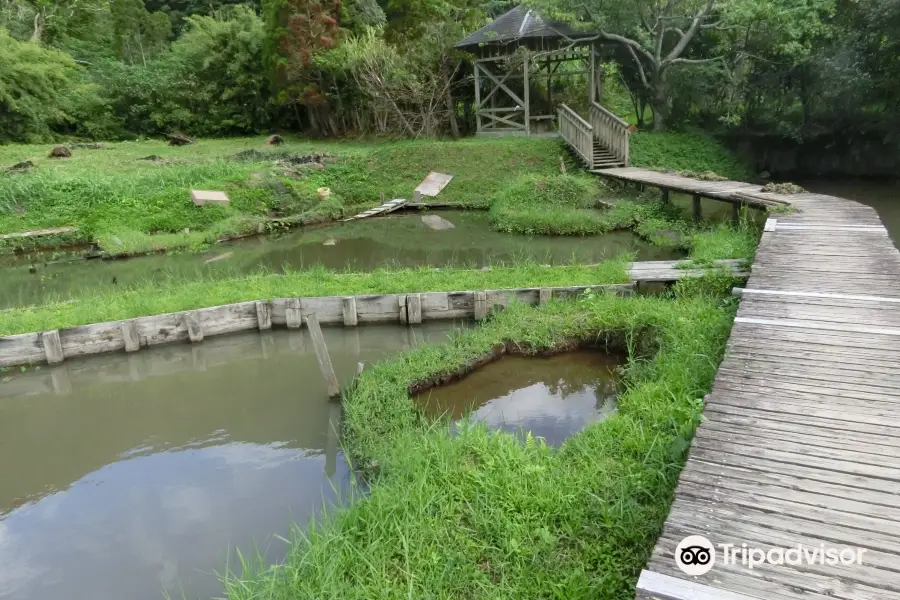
[455,4,594,49]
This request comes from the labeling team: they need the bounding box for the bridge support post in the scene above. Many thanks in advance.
[692,194,702,223]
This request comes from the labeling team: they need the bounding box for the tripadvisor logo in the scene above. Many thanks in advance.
[674,535,868,575]
[675,535,716,576]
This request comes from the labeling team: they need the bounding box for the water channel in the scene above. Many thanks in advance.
[0,210,678,309]
[0,323,464,600]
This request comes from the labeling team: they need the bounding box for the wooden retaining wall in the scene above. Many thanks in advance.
[0,284,633,368]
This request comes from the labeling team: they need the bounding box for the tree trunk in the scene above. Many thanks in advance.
[446,88,459,139]
[651,71,668,132]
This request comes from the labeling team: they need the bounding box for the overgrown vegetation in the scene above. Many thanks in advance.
[224,277,739,599]
[762,182,806,195]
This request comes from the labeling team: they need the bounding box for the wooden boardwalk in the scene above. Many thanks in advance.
[629,174,900,599]
[342,198,408,222]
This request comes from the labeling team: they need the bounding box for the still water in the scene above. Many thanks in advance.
[0,211,677,309]
[0,322,463,600]
[418,351,623,447]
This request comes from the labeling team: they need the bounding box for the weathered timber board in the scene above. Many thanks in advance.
[637,178,900,600]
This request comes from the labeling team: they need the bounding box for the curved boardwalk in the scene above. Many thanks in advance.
[602,172,900,599]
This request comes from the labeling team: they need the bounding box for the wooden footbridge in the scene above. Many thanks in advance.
[562,159,900,599]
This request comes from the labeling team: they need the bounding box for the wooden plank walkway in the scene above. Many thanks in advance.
[631,173,900,599]
[342,198,408,222]
[592,167,791,210]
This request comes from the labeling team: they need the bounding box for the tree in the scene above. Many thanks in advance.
[0,27,102,141]
[111,0,171,65]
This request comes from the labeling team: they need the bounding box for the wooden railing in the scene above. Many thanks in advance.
[558,104,593,167]
[589,102,630,166]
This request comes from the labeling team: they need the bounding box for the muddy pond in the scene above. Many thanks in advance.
[0,321,628,600]
[0,323,459,600]
[418,351,623,447]
[0,210,678,309]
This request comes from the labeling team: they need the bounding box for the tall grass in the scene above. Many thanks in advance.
[224,279,738,599]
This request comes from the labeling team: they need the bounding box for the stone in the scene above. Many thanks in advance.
[421,215,456,231]
[5,160,34,173]
[48,146,71,158]
[323,238,337,246]
[190,190,230,206]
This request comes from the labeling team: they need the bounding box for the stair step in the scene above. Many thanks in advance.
[592,161,624,168]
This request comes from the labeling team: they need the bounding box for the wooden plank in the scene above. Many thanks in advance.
[182,312,204,343]
[636,571,764,600]
[304,312,340,398]
[539,288,552,305]
[737,288,900,304]
[256,301,272,331]
[121,320,140,352]
[342,296,358,327]
[285,298,303,329]
[41,330,64,364]
[733,316,900,336]
[474,291,488,321]
[407,293,422,325]
[764,218,777,232]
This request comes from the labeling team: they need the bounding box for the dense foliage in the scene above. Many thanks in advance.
[1,0,897,158]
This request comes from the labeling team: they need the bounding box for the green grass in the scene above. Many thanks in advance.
[224,277,739,599]
[0,260,630,336]
[0,137,562,254]
[630,131,751,181]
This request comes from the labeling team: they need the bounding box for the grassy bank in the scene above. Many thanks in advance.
[0,132,752,256]
[225,277,738,599]
[0,261,629,336]
[0,137,562,255]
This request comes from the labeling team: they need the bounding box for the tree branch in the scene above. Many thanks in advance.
[663,0,716,64]
[626,45,651,90]
[668,56,725,66]
[597,30,656,65]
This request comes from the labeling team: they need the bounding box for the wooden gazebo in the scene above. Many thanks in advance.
[456,5,631,168]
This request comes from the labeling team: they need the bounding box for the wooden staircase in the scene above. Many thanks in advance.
[591,140,624,169]
[558,101,630,171]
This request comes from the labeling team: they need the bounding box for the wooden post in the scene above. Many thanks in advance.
[731,202,741,227]
[41,330,64,365]
[120,320,140,353]
[474,63,482,133]
[661,189,670,204]
[256,301,272,331]
[523,55,530,136]
[398,294,408,324]
[342,297,358,327]
[285,298,303,329]
[474,291,488,321]
[182,312,203,343]
[692,194,702,223]
[539,288,552,305]
[305,312,341,399]
[325,400,340,477]
[407,293,422,325]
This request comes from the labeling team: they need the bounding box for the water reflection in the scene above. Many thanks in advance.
[0,322,462,600]
[418,351,623,447]
[0,211,680,309]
